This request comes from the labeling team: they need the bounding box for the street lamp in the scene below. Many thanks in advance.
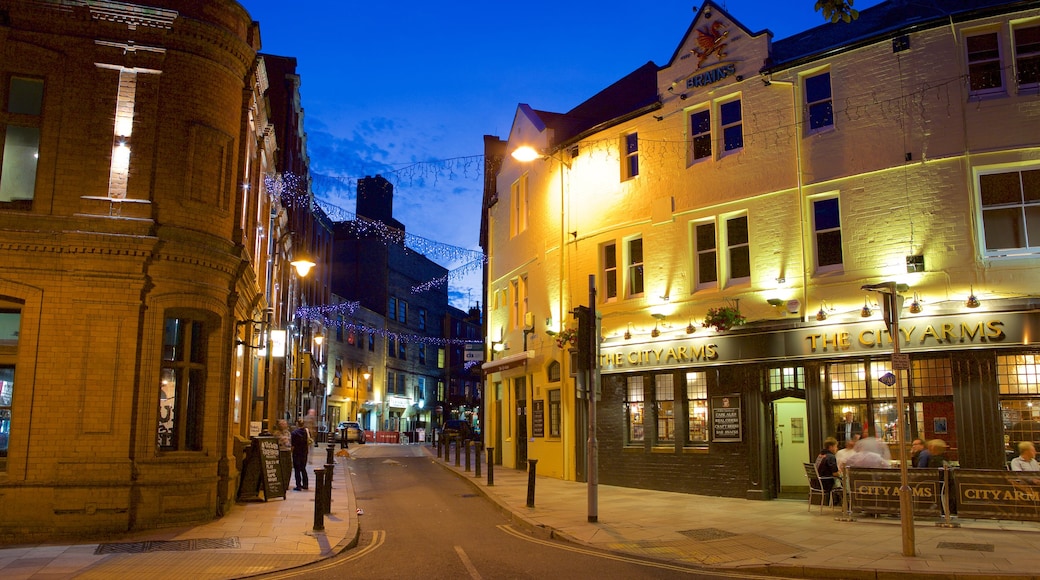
[286,253,315,422]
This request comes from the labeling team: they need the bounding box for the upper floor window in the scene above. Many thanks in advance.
[813,197,844,270]
[694,221,718,289]
[967,31,1004,95]
[0,76,44,210]
[388,335,397,358]
[1014,24,1040,89]
[720,98,743,154]
[368,333,375,351]
[397,300,407,324]
[804,71,833,133]
[602,242,618,301]
[158,315,207,451]
[418,344,427,365]
[978,167,1040,255]
[388,296,397,321]
[418,308,427,331]
[511,173,528,237]
[725,215,750,283]
[627,237,644,297]
[623,132,639,180]
[547,360,561,383]
[511,276,527,329]
[398,340,407,360]
[690,108,711,162]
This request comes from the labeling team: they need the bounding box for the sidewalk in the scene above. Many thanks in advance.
[0,446,359,580]
[429,442,1040,579]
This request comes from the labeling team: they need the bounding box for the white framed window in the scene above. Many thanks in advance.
[977,165,1040,256]
[626,237,644,297]
[966,30,1005,96]
[622,132,639,180]
[626,375,645,443]
[723,214,750,284]
[689,107,711,162]
[719,98,743,154]
[655,373,675,443]
[0,76,44,209]
[158,315,208,452]
[812,196,844,271]
[510,173,528,237]
[693,220,718,290]
[511,278,519,329]
[804,71,833,134]
[602,242,618,301]
[548,389,561,437]
[686,371,709,446]
[520,274,528,327]
[1014,24,1040,89]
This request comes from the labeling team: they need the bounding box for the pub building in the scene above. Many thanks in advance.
[481,0,1040,501]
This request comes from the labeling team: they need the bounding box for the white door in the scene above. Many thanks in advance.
[774,397,810,493]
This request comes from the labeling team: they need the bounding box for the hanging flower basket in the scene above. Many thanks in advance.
[551,327,577,349]
[702,306,745,332]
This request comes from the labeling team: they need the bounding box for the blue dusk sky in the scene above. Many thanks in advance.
[238,0,883,309]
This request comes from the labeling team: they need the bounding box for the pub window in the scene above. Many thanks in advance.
[725,214,750,282]
[511,173,528,237]
[768,366,805,393]
[694,221,718,289]
[689,107,711,162]
[627,237,644,297]
[655,373,675,443]
[978,167,1040,256]
[966,30,1005,96]
[158,315,207,451]
[626,375,645,443]
[622,132,639,180]
[687,371,708,445]
[547,360,561,383]
[1014,24,1040,89]
[602,242,618,302]
[548,389,561,437]
[720,98,743,154]
[1,76,44,210]
[813,196,843,271]
[804,70,833,133]
[999,354,1040,459]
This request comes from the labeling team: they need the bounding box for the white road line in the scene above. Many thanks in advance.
[257,530,386,579]
[454,545,483,580]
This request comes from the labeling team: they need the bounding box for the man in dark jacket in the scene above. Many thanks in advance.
[290,420,310,491]
[815,437,841,505]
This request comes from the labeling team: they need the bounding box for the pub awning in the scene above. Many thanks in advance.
[481,350,534,374]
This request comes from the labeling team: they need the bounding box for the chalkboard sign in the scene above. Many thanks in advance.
[532,400,545,438]
[257,436,285,501]
[711,395,742,442]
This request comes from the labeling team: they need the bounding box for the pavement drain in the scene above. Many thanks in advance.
[678,528,737,541]
[937,542,995,552]
[94,537,240,554]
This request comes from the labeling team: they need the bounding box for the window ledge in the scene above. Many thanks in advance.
[623,445,644,452]
[651,445,676,453]
[684,446,710,454]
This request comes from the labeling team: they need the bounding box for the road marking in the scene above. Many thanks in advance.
[496,525,777,578]
[454,545,483,579]
[258,530,386,579]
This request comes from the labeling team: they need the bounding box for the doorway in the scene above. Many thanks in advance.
[774,396,810,498]
[515,377,527,469]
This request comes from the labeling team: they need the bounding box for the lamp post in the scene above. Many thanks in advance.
[285,254,315,421]
[353,364,371,423]
[862,281,915,557]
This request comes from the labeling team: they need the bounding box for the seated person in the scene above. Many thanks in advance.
[835,434,859,473]
[1011,441,1040,471]
[909,438,925,466]
[917,439,947,468]
[814,437,841,505]
[845,437,892,469]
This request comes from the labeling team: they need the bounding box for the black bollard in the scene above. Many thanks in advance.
[464,440,472,472]
[312,467,326,531]
[324,463,334,514]
[475,442,482,478]
[487,447,494,486]
[454,437,462,467]
[325,444,335,465]
[437,435,443,459]
[526,459,538,508]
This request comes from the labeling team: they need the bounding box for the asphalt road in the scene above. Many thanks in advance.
[253,445,780,580]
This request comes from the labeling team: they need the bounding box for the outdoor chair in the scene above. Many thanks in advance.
[804,462,840,513]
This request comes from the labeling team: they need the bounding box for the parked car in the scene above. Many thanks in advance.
[439,419,472,440]
[337,421,366,444]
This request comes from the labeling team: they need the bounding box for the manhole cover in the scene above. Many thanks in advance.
[678,528,737,541]
[95,537,240,554]
[937,542,994,552]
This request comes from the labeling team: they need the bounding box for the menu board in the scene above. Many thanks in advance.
[532,400,545,438]
[257,436,285,500]
[711,395,742,442]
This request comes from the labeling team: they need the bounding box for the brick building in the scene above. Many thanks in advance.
[0,0,300,539]
[483,0,1040,498]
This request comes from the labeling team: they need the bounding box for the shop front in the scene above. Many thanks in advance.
[598,308,1040,500]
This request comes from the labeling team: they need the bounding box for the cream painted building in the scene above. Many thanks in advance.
[482,0,1040,499]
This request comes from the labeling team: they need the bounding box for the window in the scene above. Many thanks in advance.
[998,354,1040,457]
[655,374,675,443]
[158,316,207,451]
[398,340,407,360]
[720,98,743,153]
[978,168,1040,255]
[626,376,645,442]
[623,132,639,179]
[1015,25,1040,88]
[804,71,833,133]
[511,278,519,329]
[687,371,708,445]
[417,377,427,401]
[438,348,445,369]
[418,344,426,365]
[725,215,750,282]
[602,242,618,301]
[627,237,644,297]
[547,360,561,382]
[418,308,427,331]
[397,373,406,396]
[388,335,397,357]
[549,390,561,437]
[694,221,718,288]
[0,77,44,209]
[368,333,375,351]
[388,297,397,321]
[813,197,843,269]
[511,173,528,237]
[0,309,19,471]
[690,108,711,161]
[336,316,344,342]
[511,275,528,330]
[967,31,1004,95]
[397,300,407,324]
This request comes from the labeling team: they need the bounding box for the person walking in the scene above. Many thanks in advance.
[273,419,293,490]
[290,419,310,491]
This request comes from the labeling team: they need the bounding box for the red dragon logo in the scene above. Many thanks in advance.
[691,20,728,68]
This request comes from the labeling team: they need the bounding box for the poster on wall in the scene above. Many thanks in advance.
[711,395,742,442]
[532,400,545,438]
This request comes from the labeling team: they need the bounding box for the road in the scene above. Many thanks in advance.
[251,445,783,580]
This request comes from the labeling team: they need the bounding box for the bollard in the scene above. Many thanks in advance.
[324,463,334,515]
[526,459,538,507]
[326,444,335,465]
[475,442,482,478]
[312,467,326,531]
[454,437,462,467]
[437,435,443,459]
[487,447,494,486]
[464,440,472,472]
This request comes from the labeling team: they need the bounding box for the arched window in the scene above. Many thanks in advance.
[547,360,561,383]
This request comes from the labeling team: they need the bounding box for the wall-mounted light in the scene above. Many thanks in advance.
[686,321,696,334]
[861,297,873,318]
[651,324,660,338]
[816,304,828,321]
[966,286,981,308]
[908,293,923,314]
[624,323,632,340]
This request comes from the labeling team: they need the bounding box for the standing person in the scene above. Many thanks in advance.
[836,411,863,448]
[836,434,859,473]
[1011,441,1040,471]
[290,419,310,491]
[814,437,841,505]
[273,419,293,489]
[304,409,318,447]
